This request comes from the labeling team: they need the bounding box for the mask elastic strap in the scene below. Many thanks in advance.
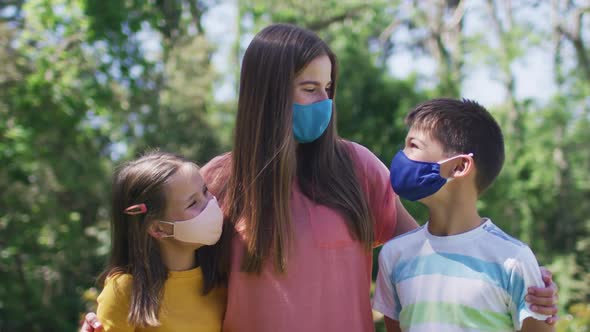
[156,220,174,238]
[439,153,474,181]
[438,152,474,165]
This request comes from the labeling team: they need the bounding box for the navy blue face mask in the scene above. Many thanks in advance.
[389,150,471,201]
[292,99,333,143]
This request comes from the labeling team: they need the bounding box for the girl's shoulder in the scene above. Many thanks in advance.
[97,272,133,308]
[103,272,133,292]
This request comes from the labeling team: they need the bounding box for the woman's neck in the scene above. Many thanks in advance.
[159,242,200,271]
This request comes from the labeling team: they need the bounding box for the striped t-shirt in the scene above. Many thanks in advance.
[373,218,549,332]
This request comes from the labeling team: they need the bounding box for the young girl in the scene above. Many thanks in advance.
[95,151,227,331]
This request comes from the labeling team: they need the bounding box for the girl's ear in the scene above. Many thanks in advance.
[148,222,169,239]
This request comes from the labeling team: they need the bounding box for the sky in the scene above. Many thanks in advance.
[201,0,566,107]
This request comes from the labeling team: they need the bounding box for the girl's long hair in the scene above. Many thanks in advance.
[217,23,374,274]
[98,151,226,327]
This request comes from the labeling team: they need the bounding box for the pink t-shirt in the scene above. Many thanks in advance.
[201,141,397,332]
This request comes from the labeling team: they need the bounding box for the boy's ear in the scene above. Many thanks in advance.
[449,154,474,178]
[440,154,474,179]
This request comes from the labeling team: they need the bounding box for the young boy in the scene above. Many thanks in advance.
[373,98,554,332]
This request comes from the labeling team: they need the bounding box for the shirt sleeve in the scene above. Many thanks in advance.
[508,246,550,330]
[96,274,135,332]
[372,244,401,320]
[348,142,397,246]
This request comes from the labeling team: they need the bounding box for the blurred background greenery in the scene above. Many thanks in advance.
[0,0,589,331]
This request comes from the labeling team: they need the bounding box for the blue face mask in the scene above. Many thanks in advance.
[389,150,470,201]
[292,99,333,143]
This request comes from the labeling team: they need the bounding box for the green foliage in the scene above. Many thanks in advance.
[0,0,588,330]
[0,0,224,330]
[556,303,590,332]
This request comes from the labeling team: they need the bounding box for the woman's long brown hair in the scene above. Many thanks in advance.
[98,151,226,327]
[219,24,374,274]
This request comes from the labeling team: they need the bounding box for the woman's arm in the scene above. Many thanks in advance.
[384,316,403,332]
[393,197,419,237]
[520,316,556,332]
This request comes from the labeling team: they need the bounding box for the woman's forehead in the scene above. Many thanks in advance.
[295,55,332,83]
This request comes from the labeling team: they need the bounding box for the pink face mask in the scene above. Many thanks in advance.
[158,197,223,245]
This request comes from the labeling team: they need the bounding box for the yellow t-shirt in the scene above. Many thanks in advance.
[97,267,226,332]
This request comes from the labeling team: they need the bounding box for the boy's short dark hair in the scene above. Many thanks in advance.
[405,98,505,194]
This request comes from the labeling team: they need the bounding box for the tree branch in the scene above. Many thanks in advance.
[445,0,466,31]
[306,4,370,31]
[553,2,590,82]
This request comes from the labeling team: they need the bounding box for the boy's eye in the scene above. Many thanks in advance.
[187,200,197,209]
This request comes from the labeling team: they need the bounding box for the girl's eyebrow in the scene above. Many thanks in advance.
[185,192,197,204]
[184,182,207,202]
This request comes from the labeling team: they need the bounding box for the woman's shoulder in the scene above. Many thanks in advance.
[340,140,388,173]
[200,153,231,179]
[200,153,232,196]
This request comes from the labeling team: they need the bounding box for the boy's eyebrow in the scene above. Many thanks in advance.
[408,137,426,145]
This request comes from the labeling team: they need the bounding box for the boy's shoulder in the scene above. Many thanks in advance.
[480,220,529,249]
[380,224,426,256]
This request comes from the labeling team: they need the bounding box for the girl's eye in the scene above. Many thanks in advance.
[187,200,197,209]
[304,88,315,93]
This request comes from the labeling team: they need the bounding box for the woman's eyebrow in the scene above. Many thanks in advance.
[297,80,332,86]
[297,80,320,85]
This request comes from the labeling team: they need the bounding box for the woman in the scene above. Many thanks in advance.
[82,23,558,332]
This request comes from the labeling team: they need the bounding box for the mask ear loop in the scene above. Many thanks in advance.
[438,153,474,181]
[438,153,474,165]
[156,220,175,238]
